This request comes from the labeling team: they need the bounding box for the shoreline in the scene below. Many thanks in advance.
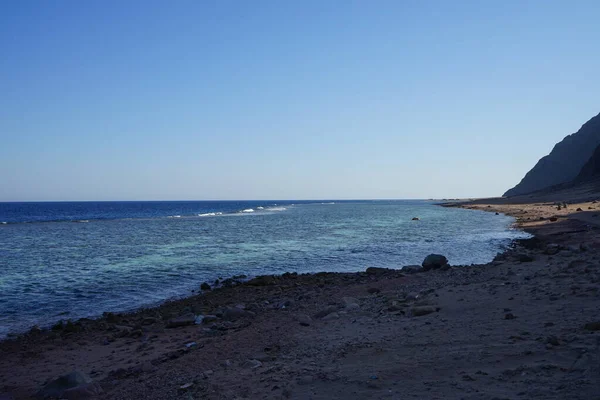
[2,199,600,399]
[0,203,522,342]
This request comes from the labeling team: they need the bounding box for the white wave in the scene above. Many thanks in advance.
[267,207,287,212]
[74,220,89,223]
[1,222,7,224]
[257,206,264,210]
[322,202,335,205]
[198,212,223,217]
[168,215,181,218]
[241,209,255,213]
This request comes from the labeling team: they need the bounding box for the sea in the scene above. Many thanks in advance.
[0,200,530,338]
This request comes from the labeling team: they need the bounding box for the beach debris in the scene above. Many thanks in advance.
[200,282,211,291]
[166,313,196,328]
[297,314,312,326]
[422,254,449,271]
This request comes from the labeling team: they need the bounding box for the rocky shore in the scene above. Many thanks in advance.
[2,200,600,399]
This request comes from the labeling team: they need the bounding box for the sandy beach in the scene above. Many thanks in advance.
[2,198,600,399]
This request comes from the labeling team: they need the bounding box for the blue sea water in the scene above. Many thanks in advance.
[0,200,529,337]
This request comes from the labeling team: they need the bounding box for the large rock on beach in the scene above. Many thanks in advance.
[422,254,448,271]
[402,265,423,274]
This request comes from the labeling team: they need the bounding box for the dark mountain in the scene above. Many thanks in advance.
[504,112,600,197]
[576,142,600,181]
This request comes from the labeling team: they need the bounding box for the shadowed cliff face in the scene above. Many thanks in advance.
[504,112,600,197]
[576,142,600,181]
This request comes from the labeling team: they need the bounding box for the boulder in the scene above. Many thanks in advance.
[37,371,92,399]
[422,254,448,271]
[402,265,423,274]
[166,313,196,328]
[200,282,211,291]
[412,217,420,221]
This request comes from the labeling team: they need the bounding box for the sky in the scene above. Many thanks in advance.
[1,0,599,201]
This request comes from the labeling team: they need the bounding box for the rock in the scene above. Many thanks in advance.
[584,321,600,331]
[223,307,250,321]
[412,217,420,220]
[62,383,103,399]
[246,275,276,286]
[402,265,423,274]
[202,315,219,323]
[517,254,534,262]
[194,315,205,325]
[365,267,393,275]
[576,208,583,211]
[422,254,448,271]
[495,212,499,215]
[178,383,194,393]
[241,359,262,369]
[314,305,339,319]
[411,306,437,317]
[200,282,211,291]
[322,312,340,321]
[297,314,312,326]
[504,313,516,320]
[166,313,196,328]
[37,371,92,399]
[549,217,558,222]
[341,297,359,307]
[367,287,381,294]
[141,317,159,326]
[544,244,561,255]
[546,336,560,346]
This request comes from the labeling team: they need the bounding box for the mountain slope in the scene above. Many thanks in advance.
[576,142,600,181]
[504,112,600,197]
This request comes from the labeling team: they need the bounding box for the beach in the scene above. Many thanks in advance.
[2,199,600,399]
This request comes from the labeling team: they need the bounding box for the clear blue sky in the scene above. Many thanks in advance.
[1,0,599,201]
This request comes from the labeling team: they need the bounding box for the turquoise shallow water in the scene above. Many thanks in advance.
[0,200,529,337]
